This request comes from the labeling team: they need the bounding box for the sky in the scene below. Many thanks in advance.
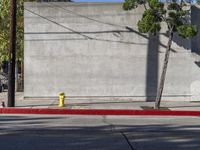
[74,0,124,2]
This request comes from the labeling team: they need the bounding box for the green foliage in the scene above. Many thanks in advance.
[122,0,198,39]
[123,0,147,10]
[177,25,198,39]
[132,0,164,35]
[149,0,164,10]
[138,9,161,34]
[167,2,181,11]
[123,0,138,10]
[166,10,183,31]
[0,0,10,63]
[0,0,24,64]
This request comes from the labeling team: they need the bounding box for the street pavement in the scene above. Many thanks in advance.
[0,115,200,150]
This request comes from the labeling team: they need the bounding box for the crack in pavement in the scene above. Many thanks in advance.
[102,116,136,150]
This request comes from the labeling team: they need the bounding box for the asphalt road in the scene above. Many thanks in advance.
[0,115,200,150]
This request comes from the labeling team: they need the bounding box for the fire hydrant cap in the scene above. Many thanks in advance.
[59,92,65,96]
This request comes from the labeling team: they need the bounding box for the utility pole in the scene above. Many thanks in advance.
[7,0,17,107]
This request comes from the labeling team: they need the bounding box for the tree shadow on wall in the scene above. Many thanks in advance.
[145,34,159,101]
[191,6,200,69]
[191,6,200,54]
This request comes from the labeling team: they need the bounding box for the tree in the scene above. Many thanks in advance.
[0,0,24,93]
[0,0,24,62]
[123,0,198,109]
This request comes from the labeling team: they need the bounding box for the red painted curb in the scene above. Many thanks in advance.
[1,108,200,116]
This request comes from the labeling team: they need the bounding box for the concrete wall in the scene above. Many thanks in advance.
[24,2,200,101]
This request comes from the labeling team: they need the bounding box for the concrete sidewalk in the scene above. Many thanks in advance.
[1,92,200,111]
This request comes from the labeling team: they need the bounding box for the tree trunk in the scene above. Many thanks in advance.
[154,30,173,109]
[7,0,16,107]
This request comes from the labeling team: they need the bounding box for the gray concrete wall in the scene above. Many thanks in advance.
[24,2,200,101]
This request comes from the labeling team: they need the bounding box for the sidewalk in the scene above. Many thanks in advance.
[1,92,200,115]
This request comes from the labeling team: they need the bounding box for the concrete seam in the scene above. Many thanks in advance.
[120,131,136,150]
[102,116,136,150]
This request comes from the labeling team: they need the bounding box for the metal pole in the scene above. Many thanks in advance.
[7,0,16,107]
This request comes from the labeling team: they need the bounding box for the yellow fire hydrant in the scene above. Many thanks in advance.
[59,92,65,107]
